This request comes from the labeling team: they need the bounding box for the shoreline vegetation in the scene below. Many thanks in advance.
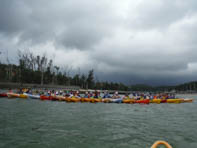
[0,50,197,93]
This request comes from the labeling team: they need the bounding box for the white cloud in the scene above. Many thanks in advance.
[1,0,197,85]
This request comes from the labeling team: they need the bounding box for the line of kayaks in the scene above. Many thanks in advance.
[0,93,194,104]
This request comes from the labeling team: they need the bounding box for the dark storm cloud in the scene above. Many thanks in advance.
[1,0,197,85]
[0,0,116,48]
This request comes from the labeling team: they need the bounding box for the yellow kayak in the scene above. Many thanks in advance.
[90,98,102,103]
[167,99,184,103]
[150,99,161,104]
[65,98,72,102]
[70,98,80,102]
[83,98,91,102]
[103,98,111,103]
[7,93,27,99]
[122,99,135,103]
[19,94,28,99]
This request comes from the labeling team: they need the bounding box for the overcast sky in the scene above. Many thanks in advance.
[0,0,197,85]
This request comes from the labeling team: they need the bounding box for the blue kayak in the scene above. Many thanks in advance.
[25,93,40,99]
[109,98,122,103]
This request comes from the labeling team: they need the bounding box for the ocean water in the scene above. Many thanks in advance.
[0,95,197,148]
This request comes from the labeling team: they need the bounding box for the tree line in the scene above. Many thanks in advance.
[0,50,129,91]
[0,50,197,92]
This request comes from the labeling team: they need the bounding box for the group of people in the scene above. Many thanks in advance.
[17,88,176,100]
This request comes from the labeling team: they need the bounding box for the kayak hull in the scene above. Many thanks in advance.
[150,99,161,104]
[0,93,8,97]
[109,98,122,103]
[183,99,193,103]
[167,99,184,103]
[25,93,40,99]
[134,99,150,104]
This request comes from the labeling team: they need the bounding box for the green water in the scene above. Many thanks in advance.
[0,96,197,148]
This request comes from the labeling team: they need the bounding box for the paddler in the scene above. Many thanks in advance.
[112,91,120,99]
[93,90,101,98]
[103,90,111,98]
[122,93,130,100]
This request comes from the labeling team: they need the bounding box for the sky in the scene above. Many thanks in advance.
[0,0,197,86]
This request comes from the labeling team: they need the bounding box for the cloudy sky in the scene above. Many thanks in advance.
[0,0,197,85]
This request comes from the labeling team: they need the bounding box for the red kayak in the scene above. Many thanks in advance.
[134,99,149,104]
[0,93,8,97]
[160,100,167,103]
[40,95,52,100]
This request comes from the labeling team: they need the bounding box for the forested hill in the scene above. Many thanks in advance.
[0,51,197,92]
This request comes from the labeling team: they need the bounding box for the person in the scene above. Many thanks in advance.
[84,91,89,98]
[103,91,111,98]
[112,91,120,99]
[8,88,12,93]
[74,91,81,98]
[55,91,59,96]
[129,93,133,99]
[93,90,100,98]
[123,93,129,100]
[68,91,74,98]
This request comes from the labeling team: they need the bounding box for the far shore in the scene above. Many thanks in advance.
[176,93,197,96]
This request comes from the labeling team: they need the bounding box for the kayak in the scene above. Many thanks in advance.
[19,94,28,99]
[134,99,149,104]
[122,99,131,103]
[90,98,102,103]
[167,99,184,103]
[0,93,8,97]
[40,95,51,100]
[7,93,27,99]
[65,98,72,102]
[109,98,122,103]
[150,99,161,104]
[70,98,80,102]
[83,98,91,102]
[160,99,167,103]
[57,96,66,101]
[122,99,135,104]
[25,93,40,99]
[7,93,19,98]
[103,98,111,103]
[183,98,193,103]
[52,95,65,101]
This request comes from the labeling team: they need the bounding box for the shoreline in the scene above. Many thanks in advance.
[176,93,197,96]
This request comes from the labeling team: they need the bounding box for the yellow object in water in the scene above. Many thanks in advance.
[70,98,80,102]
[183,98,193,103]
[7,93,19,98]
[151,141,172,148]
[7,93,27,99]
[19,94,28,99]
[150,99,161,104]
[122,99,132,103]
[167,99,183,103]
[103,98,110,103]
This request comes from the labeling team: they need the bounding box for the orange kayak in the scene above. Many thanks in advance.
[65,98,72,102]
[70,98,80,102]
[103,98,111,103]
[134,99,149,104]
